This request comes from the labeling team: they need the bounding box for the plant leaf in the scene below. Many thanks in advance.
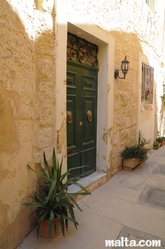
[44,180,56,204]
[43,152,53,179]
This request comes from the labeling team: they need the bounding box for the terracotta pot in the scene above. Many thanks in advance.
[34,212,61,239]
[39,218,61,239]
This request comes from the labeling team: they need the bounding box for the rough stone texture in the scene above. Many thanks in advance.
[145,187,165,208]
[61,0,165,175]
[153,164,165,175]
[0,0,165,249]
[0,1,55,248]
[0,1,36,248]
[110,32,142,174]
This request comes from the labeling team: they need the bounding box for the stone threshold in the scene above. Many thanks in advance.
[68,171,107,198]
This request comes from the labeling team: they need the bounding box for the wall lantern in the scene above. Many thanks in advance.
[114,56,129,80]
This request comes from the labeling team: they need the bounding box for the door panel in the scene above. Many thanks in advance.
[83,97,95,143]
[80,148,96,174]
[67,61,98,177]
[67,71,79,175]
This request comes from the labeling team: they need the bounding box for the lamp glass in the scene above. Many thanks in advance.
[121,56,129,74]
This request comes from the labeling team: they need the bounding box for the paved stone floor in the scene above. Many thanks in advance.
[17,146,165,249]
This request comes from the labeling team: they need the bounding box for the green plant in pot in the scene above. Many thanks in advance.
[153,140,159,150]
[120,131,149,169]
[23,149,91,240]
[156,136,165,146]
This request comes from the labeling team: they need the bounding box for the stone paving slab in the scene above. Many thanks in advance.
[152,164,165,175]
[18,210,123,249]
[113,226,165,249]
[17,146,165,249]
[111,171,146,190]
[146,187,165,208]
[138,185,165,210]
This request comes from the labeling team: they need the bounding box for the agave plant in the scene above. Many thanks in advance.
[23,149,91,240]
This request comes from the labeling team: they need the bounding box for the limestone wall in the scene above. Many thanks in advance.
[0,1,56,248]
[61,0,165,174]
[110,32,142,175]
[0,0,165,248]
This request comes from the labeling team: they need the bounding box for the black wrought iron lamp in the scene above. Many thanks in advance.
[114,56,129,79]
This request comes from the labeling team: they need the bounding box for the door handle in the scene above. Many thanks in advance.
[67,111,72,124]
[87,110,92,122]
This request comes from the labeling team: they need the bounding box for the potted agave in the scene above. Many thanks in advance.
[23,149,91,240]
[120,131,149,170]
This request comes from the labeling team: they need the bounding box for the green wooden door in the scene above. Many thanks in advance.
[67,61,98,177]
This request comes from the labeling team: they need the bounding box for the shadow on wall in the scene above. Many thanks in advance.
[0,1,160,249]
[0,80,20,153]
[0,2,35,249]
[0,1,56,249]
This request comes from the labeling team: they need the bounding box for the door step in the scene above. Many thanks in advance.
[68,171,107,201]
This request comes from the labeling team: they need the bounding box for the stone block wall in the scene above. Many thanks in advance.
[0,0,165,248]
[110,32,142,175]
[62,0,165,173]
[0,1,56,248]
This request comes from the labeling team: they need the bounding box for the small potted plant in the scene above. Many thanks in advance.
[156,135,165,147]
[120,131,149,169]
[23,149,91,240]
[153,140,160,150]
[145,89,151,101]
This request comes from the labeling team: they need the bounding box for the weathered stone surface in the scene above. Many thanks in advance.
[1,1,165,249]
[146,188,165,208]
